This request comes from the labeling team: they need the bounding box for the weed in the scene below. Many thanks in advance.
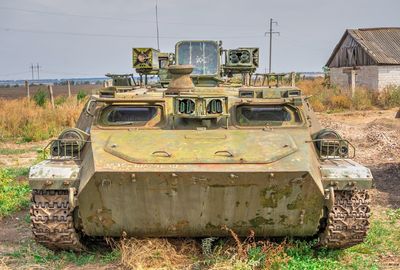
[54,95,67,106]
[32,88,48,107]
[330,95,352,110]
[0,168,31,218]
[77,89,87,101]
[5,240,120,269]
[378,85,400,108]
[386,208,400,224]
[352,88,373,110]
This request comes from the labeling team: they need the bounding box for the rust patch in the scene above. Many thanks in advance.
[205,222,219,230]
[249,216,274,227]
[287,194,304,210]
[279,215,288,225]
[169,220,189,231]
[260,184,293,208]
[88,208,115,230]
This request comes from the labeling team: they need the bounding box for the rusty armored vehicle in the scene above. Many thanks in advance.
[29,41,372,251]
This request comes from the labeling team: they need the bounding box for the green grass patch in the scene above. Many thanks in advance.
[0,167,31,217]
[199,212,398,270]
[6,240,120,269]
[0,147,38,155]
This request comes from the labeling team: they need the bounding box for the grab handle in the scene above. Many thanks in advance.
[214,150,234,157]
[152,150,172,157]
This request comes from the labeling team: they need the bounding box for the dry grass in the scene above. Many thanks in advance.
[297,78,400,112]
[118,228,290,270]
[222,226,290,269]
[119,238,199,270]
[0,97,84,142]
[0,81,398,143]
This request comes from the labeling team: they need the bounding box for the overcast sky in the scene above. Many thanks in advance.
[0,0,399,80]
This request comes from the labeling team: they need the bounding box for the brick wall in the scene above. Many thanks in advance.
[329,65,400,91]
[378,65,400,90]
[330,66,379,90]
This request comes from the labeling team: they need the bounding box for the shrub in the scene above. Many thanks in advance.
[33,88,48,107]
[329,95,352,110]
[378,85,400,108]
[352,88,373,110]
[55,96,67,106]
[309,98,325,112]
[77,90,87,101]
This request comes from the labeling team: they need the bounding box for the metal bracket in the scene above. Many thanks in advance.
[69,187,77,209]
[325,186,335,210]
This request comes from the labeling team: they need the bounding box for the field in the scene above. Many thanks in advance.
[0,91,400,269]
[0,84,99,99]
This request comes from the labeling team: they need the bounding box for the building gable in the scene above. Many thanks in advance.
[326,28,400,68]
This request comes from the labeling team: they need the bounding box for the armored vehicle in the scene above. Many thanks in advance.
[29,41,372,251]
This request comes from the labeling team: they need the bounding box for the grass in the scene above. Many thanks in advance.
[0,167,31,218]
[0,96,84,142]
[0,147,38,155]
[0,81,399,142]
[297,78,400,112]
[113,209,399,269]
[115,207,400,270]
[4,240,120,269]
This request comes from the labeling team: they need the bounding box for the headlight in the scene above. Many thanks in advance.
[314,129,349,158]
[51,128,89,157]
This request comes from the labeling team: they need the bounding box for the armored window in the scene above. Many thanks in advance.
[236,105,301,126]
[176,41,219,75]
[101,106,161,126]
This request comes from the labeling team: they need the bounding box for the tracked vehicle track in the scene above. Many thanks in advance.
[30,190,85,251]
[319,190,370,248]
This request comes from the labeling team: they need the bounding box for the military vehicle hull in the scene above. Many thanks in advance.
[79,170,324,238]
[76,128,322,237]
[30,127,372,249]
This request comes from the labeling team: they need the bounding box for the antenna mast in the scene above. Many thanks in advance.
[155,0,160,50]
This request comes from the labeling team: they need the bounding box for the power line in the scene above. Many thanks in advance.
[0,26,262,40]
[41,70,105,76]
[0,6,255,28]
[0,71,30,77]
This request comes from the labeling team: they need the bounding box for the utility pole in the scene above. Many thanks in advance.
[30,64,35,80]
[155,0,160,50]
[265,18,279,74]
[36,63,41,80]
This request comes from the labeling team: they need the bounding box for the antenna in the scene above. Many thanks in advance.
[265,18,280,74]
[155,0,160,50]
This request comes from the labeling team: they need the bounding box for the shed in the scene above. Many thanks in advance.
[326,27,400,91]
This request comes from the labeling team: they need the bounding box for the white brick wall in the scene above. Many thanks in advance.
[378,66,400,90]
[329,67,349,88]
[330,65,400,91]
[329,66,379,90]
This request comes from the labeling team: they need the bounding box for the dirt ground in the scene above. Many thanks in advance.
[318,109,400,209]
[0,109,399,269]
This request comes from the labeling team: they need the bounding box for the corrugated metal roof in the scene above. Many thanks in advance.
[326,28,400,66]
